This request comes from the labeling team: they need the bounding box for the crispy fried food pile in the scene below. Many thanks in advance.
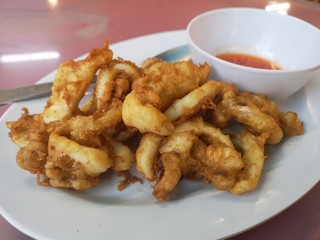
[7,42,304,201]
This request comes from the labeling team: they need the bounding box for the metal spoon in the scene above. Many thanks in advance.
[0,45,190,106]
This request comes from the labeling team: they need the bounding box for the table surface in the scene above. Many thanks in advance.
[0,0,319,239]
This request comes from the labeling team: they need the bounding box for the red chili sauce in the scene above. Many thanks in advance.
[215,53,282,70]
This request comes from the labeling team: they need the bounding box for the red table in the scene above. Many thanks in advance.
[1,0,319,239]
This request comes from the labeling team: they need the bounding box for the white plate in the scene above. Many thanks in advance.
[0,30,319,240]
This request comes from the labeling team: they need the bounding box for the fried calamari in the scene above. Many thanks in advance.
[122,60,210,135]
[7,41,304,201]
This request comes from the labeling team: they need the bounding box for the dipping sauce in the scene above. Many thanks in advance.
[216,53,282,70]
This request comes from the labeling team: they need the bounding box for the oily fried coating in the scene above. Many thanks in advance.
[122,92,174,135]
[122,60,210,135]
[165,81,216,123]
[222,91,283,144]
[43,41,113,123]
[160,131,198,160]
[141,57,162,69]
[200,145,243,191]
[230,130,267,194]
[7,108,52,175]
[176,117,243,191]
[48,133,112,176]
[277,112,304,137]
[153,131,199,200]
[175,117,234,148]
[55,98,123,143]
[117,171,143,191]
[213,91,303,142]
[211,101,234,128]
[160,131,201,177]
[136,133,162,181]
[6,108,50,148]
[16,141,48,174]
[204,146,242,173]
[237,92,304,136]
[136,60,210,110]
[153,117,243,199]
[190,138,207,160]
[45,159,99,190]
[152,152,181,201]
[113,127,137,142]
[91,59,142,113]
[165,80,237,123]
[106,136,134,171]
[45,133,112,190]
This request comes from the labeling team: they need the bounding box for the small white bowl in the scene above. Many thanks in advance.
[187,8,320,100]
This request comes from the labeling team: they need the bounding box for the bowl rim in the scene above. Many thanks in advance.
[186,7,320,74]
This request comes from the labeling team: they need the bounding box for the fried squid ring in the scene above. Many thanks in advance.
[160,131,201,177]
[122,61,211,135]
[152,152,181,201]
[174,117,234,148]
[175,118,244,191]
[93,59,142,113]
[45,133,112,190]
[230,130,267,194]
[236,92,304,137]
[165,80,219,123]
[43,41,113,123]
[160,131,198,159]
[153,117,243,198]
[222,91,283,144]
[200,145,243,191]
[122,92,174,136]
[105,136,135,171]
[48,133,112,176]
[165,79,236,126]
[137,60,210,110]
[136,133,162,181]
[55,99,123,143]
